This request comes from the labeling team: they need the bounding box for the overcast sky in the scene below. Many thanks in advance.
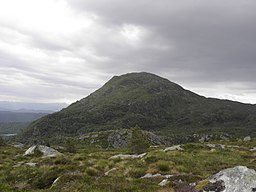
[0,0,256,104]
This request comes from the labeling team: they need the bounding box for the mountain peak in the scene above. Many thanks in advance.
[19,72,256,142]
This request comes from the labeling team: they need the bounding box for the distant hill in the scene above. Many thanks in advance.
[0,111,49,135]
[19,72,256,142]
[0,111,48,123]
[0,101,67,112]
[0,102,67,135]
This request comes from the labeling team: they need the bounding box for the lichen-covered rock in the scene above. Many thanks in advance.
[25,162,38,167]
[250,147,256,152]
[104,168,117,176]
[24,145,37,155]
[13,143,24,149]
[140,173,172,179]
[24,145,61,157]
[109,153,146,159]
[178,166,256,192]
[163,145,183,152]
[244,136,251,142]
[206,144,225,149]
[37,145,61,157]
[206,166,256,192]
[158,179,169,186]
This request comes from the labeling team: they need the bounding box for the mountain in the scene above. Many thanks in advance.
[0,111,48,123]
[0,101,67,112]
[19,72,256,142]
[0,111,49,135]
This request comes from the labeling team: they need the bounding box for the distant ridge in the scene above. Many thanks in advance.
[19,72,256,141]
[0,101,67,112]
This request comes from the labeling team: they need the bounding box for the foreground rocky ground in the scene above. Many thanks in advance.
[0,138,256,192]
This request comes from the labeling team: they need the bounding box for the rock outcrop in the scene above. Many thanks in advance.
[107,129,132,148]
[107,129,166,148]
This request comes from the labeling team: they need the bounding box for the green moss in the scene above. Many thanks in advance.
[86,167,98,177]
[195,180,209,191]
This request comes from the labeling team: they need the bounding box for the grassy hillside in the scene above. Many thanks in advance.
[19,72,256,142]
[0,138,256,191]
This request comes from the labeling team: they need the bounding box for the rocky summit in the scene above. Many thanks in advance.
[19,72,256,142]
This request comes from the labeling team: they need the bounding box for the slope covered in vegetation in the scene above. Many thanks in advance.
[19,72,256,142]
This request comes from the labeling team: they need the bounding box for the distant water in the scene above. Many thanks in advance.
[0,133,17,137]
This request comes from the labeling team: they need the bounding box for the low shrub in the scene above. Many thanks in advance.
[156,160,170,172]
[86,167,98,176]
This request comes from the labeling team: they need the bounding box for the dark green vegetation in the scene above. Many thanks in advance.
[0,111,48,136]
[0,111,48,123]
[0,122,29,134]
[19,72,256,142]
[0,139,255,191]
[0,136,4,146]
[129,126,150,154]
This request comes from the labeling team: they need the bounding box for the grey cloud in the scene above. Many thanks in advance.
[1,0,256,103]
[68,0,256,82]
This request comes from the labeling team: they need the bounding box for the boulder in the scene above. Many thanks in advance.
[38,145,61,157]
[24,145,37,156]
[250,147,256,152]
[13,143,24,149]
[206,166,256,192]
[244,136,251,142]
[24,145,61,157]
[178,166,256,192]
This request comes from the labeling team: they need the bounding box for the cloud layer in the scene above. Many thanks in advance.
[0,0,256,104]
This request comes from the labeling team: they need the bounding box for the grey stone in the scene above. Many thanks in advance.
[13,143,24,149]
[158,179,169,186]
[207,166,256,192]
[109,153,146,159]
[24,145,61,157]
[249,147,256,152]
[163,145,183,152]
[107,129,132,148]
[206,144,225,149]
[244,136,251,142]
[141,173,172,179]
[25,162,38,167]
[38,145,61,157]
[104,168,117,176]
[24,145,37,156]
